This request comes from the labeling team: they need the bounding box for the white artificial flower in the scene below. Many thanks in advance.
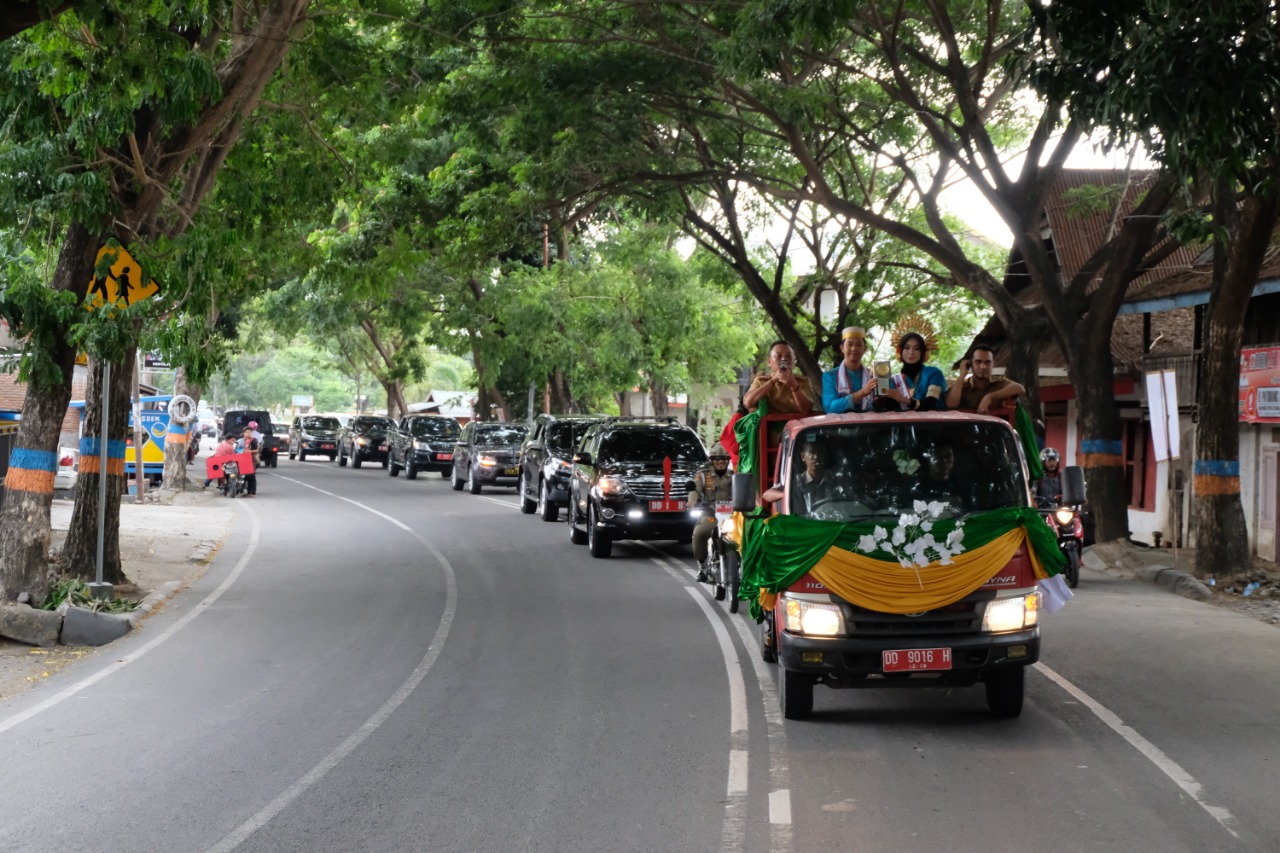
[873,526,888,541]
[914,500,928,514]
[927,500,945,516]
[858,534,878,553]
[938,553,954,566]
[899,559,914,568]
[901,513,920,527]
[946,528,965,549]
[892,527,906,546]
[921,521,933,532]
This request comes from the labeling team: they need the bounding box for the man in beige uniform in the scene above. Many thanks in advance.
[744,340,816,414]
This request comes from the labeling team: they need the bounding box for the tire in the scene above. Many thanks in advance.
[467,465,481,495]
[338,448,348,467]
[451,463,464,491]
[725,550,741,614]
[298,448,307,462]
[438,468,446,477]
[985,667,1025,718]
[568,498,587,545]
[538,478,558,522]
[406,457,418,480]
[519,472,537,514]
[352,451,363,470]
[288,448,296,460]
[779,667,813,720]
[389,454,401,477]
[328,454,336,462]
[1064,543,1081,589]
[761,614,778,663]
[270,457,278,469]
[587,503,612,558]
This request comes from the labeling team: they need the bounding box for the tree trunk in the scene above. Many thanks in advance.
[649,381,670,419]
[1194,187,1280,579]
[550,369,574,413]
[0,221,97,602]
[1069,325,1130,543]
[1003,315,1048,419]
[63,355,131,585]
[162,366,201,493]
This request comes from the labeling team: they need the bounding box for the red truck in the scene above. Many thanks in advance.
[732,410,1078,720]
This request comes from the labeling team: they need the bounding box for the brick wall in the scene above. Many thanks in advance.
[0,366,89,446]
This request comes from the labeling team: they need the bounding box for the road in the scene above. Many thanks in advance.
[0,458,1277,852]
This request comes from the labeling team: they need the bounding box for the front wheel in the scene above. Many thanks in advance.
[338,450,348,467]
[352,451,363,469]
[779,667,813,720]
[984,667,1026,718]
[587,503,612,558]
[450,463,464,491]
[298,448,307,462]
[406,457,418,480]
[467,465,481,495]
[538,478,558,522]
[724,550,741,614]
[519,472,537,514]
[1064,543,1081,589]
[388,454,401,477]
[568,498,587,545]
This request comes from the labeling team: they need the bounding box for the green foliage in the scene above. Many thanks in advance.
[40,576,138,613]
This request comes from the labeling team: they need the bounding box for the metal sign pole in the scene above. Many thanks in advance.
[92,360,112,597]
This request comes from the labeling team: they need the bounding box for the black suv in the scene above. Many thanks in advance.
[450,421,529,494]
[388,414,461,479]
[567,419,708,558]
[338,415,397,469]
[222,409,279,467]
[517,414,604,521]
[289,415,342,462]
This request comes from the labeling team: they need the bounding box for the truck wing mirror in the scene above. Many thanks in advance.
[1061,465,1087,506]
[732,473,758,513]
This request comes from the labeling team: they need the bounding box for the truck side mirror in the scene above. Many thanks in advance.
[732,473,757,513]
[1061,465,1086,506]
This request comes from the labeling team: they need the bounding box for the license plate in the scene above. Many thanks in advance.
[437,453,453,461]
[882,648,952,673]
[649,499,686,512]
[504,466,519,476]
[321,443,334,449]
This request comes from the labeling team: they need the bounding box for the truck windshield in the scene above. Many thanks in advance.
[788,421,1028,521]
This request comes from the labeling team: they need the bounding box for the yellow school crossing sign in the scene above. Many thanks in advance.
[86,245,160,308]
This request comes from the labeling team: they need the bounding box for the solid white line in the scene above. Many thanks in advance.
[769,789,792,825]
[727,749,749,795]
[682,584,748,733]
[0,505,263,735]
[207,475,458,852]
[1035,662,1239,838]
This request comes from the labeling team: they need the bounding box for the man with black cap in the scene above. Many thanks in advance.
[822,325,877,413]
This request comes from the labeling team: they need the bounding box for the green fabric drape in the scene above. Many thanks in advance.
[1016,403,1044,481]
[733,401,765,474]
[740,506,1064,620]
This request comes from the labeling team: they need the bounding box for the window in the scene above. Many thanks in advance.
[1124,420,1155,510]
[474,425,528,445]
[409,418,460,438]
[598,428,707,464]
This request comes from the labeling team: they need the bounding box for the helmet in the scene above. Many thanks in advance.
[1040,447,1060,463]
[248,421,259,429]
[709,443,730,460]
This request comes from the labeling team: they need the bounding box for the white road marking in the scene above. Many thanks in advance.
[645,546,792,852]
[1035,662,1239,838]
[0,505,263,735]
[204,476,459,852]
[469,494,521,509]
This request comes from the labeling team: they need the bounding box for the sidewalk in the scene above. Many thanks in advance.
[0,489,235,702]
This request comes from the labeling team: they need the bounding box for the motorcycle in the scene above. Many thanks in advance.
[1039,497,1083,588]
[693,500,741,613]
[220,460,243,498]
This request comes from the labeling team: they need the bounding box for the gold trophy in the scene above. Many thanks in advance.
[874,361,893,396]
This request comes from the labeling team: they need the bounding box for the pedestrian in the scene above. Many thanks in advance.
[239,426,260,497]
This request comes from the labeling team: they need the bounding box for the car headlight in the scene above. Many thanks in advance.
[783,597,845,637]
[414,440,431,451]
[477,454,499,467]
[593,476,632,499]
[553,458,572,473]
[1054,508,1074,526]
[982,593,1040,633]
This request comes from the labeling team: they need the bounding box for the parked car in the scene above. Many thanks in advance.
[567,418,708,558]
[517,414,604,520]
[222,409,279,467]
[196,407,219,438]
[289,415,342,462]
[388,414,461,479]
[338,415,397,469]
[450,421,529,494]
[54,446,78,492]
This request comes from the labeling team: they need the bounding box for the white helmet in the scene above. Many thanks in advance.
[1040,447,1060,464]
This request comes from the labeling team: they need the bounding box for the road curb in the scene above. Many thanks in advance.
[124,537,219,629]
[1138,565,1214,601]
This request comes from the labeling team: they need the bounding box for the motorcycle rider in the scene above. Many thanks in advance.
[1035,447,1063,505]
[690,444,734,583]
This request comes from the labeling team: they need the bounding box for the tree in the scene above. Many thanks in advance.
[1023,0,1280,577]
[0,1,313,600]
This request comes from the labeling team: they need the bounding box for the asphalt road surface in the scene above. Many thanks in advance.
[1,458,1277,852]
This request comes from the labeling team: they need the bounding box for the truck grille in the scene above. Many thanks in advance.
[847,600,982,635]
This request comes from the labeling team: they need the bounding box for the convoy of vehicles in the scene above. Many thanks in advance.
[517,414,603,520]
[449,421,528,494]
[388,414,461,479]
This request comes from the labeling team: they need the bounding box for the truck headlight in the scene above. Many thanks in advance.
[983,593,1040,633]
[783,598,845,637]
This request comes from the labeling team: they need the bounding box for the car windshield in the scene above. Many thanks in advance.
[353,417,395,431]
[302,416,340,430]
[408,418,459,438]
[599,429,707,464]
[548,420,595,451]
[474,424,528,445]
[786,421,1029,522]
